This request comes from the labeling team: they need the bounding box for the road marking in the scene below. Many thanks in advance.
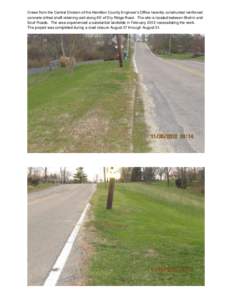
[133,43,138,73]
[162,60,204,78]
[43,202,91,286]
[28,195,53,206]
[144,43,204,78]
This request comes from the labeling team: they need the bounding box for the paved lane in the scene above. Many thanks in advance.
[28,184,96,285]
[135,42,204,152]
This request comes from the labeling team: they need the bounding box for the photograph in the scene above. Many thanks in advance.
[28,34,204,153]
[28,167,205,286]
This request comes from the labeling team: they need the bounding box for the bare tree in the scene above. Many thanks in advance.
[60,35,66,57]
[165,167,171,186]
[44,167,48,182]
[120,167,132,182]
[60,167,66,184]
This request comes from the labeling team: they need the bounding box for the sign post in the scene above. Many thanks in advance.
[106,167,117,209]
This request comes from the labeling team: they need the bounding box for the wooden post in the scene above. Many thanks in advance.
[106,178,115,209]
[169,35,172,55]
[116,35,123,67]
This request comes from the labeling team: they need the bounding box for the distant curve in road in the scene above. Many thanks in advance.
[135,42,204,153]
[28,184,96,286]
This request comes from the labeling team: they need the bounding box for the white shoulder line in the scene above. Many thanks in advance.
[133,43,138,74]
[43,202,91,286]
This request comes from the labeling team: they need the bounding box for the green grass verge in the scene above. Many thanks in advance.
[28,182,57,193]
[158,52,204,61]
[87,182,204,285]
[28,59,138,152]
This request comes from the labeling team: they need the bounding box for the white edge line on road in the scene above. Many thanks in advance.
[144,42,163,62]
[133,43,138,74]
[43,202,91,286]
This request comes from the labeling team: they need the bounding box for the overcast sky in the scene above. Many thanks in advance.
[45,166,104,181]
[43,166,121,181]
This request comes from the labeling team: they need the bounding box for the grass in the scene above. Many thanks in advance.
[158,52,204,61]
[28,182,57,193]
[87,181,204,285]
[28,57,148,152]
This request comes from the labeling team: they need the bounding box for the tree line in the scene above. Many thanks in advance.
[147,34,204,57]
[119,167,204,192]
[28,34,128,68]
[27,167,88,185]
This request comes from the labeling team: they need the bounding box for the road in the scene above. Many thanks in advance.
[135,42,204,153]
[28,184,96,286]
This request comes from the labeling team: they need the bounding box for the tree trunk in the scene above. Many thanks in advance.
[166,168,170,186]
[44,167,48,182]
[60,35,66,57]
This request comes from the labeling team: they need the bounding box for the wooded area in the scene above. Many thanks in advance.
[119,167,204,192]
[28,34,128,68]
[147,34,204,57]
[27,167,88,185]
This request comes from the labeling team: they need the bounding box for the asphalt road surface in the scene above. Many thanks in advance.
[28,184,96,286]
[135,42,204,152]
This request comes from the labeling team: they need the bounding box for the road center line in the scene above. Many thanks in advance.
[43,202,91,286]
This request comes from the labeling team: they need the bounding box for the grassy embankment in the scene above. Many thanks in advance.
[158,52,204,61]
[28,58,149,152]
[28,182,57,193]
[87,182,204,285]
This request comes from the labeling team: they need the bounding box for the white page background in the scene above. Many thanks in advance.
[1,0,232,299]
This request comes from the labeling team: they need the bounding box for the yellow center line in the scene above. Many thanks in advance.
[161,59,204,78]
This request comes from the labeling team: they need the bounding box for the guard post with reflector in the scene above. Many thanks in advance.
[106,167,116,209]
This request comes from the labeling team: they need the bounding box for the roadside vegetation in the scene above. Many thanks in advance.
[86,168,204,285]
[147,34,204,62]
[27,167,89,190]
[158,52,204,61]
[88,182,204,285]
[28,60,135,152]
[28,182,57,193]
[28,34,149,153]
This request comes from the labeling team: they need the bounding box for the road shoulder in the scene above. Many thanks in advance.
[57,205,96,285]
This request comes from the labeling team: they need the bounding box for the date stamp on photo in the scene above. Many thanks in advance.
[150,133,194,139]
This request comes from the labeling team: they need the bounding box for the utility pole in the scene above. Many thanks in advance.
[116,34,123,67]
[44,167,48,183]
[60,167,63,184]
[106,178,115,209]
[169,34,172,55]
[63,167,66,184]
[127,35,130,58]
